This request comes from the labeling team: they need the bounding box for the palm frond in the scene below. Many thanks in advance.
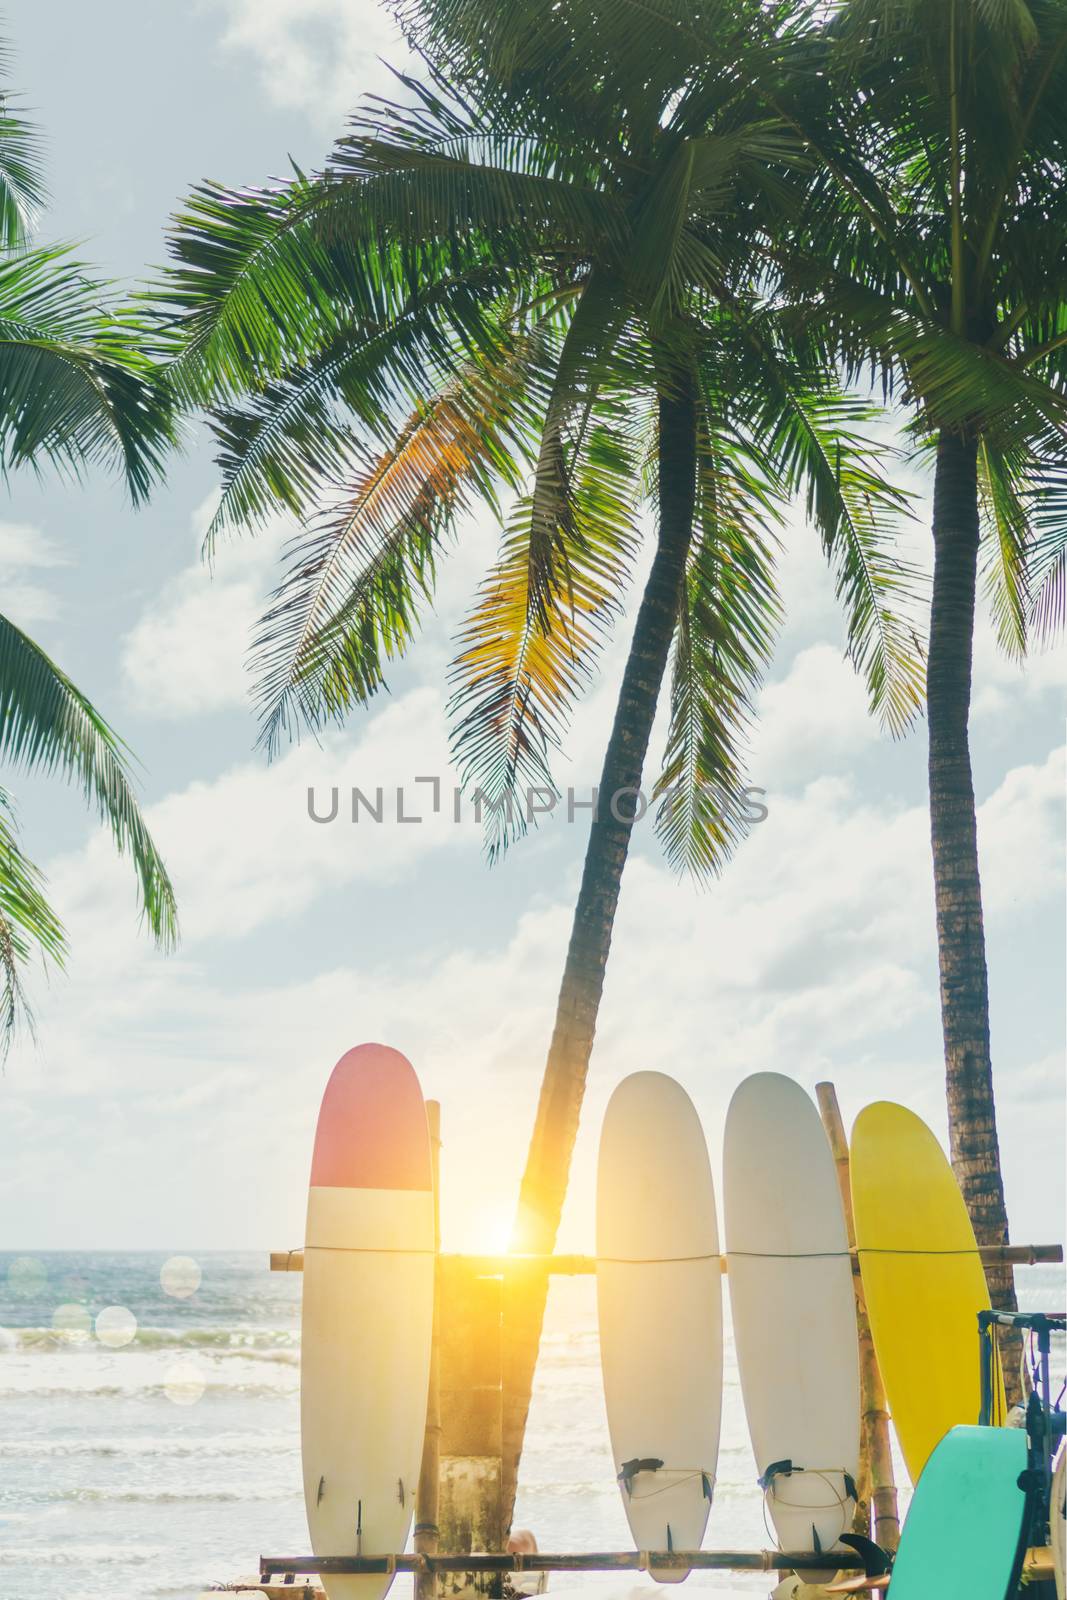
[160,176,370,404]
[1026,453,1067,644]
[790,268,1067,449]
[0,85,45,247]
[252,352,531,752]
[0,786,66,1056]
[977,438,1031,659]
[327,77,629,255]
[449,413,643,856]
[447,283,641,853]
[0,614,178,949]
[736,319,926,734]
[204,261,524,551]
[0,245,173,501]
[654,411,781,877]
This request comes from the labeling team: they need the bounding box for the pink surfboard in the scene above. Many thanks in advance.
[301,1045,434,1600]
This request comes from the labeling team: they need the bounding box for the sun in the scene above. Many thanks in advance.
[470,1202,514,1256]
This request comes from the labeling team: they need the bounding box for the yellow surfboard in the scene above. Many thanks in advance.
[850,1102,1004,1484]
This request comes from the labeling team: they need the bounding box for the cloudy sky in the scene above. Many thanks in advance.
[1,0,1063,1256]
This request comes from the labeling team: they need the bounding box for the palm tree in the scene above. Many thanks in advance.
[770,0,1067,1363]
[158,1,921,1515]
[0,47,178,1043]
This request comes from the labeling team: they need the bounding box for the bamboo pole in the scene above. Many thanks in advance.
[260,1550,866,1579]
[816,1082,900,1554]
[268,1242,1061,1274]
[414,1101,442,1600]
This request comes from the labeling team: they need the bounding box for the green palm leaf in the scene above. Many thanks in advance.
[0,787,66,1054]
[978,439,1031,659]
[1026,456,1067,644]
[0,245,173,501]
[654,409,781,876]
[741,323,925,734]
[159,174,388,404]
[252,350,531,751]
[449,410,643,854]
[0,614,178,949]
[204,260,524,550]
[0,72,44,247]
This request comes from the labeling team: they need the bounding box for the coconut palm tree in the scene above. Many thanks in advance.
[0,47,178,1044]
[767,0,1067,1354]
[157,2,922,1515]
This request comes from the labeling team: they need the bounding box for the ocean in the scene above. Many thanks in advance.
[1,1255,1063,1600]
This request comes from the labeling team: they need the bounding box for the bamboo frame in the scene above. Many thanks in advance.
[816,1081,900,1554]
[269,1242,1061,1274]
[259,1550,866,1578]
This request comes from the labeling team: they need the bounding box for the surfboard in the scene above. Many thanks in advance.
[723,1073,861,1560]
[887,1425,1031,1598]
[301,1044,435,1600]
[596,1072,723,1582]
[850,1102,1003,1484]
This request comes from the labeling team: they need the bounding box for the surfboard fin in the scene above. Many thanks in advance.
[317,1475,326,1505]
[838,1533,892,1578]
[759,1459,795,1491]
[618,1458,664,1496]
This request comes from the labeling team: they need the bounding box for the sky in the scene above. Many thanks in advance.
[0,0,1063,1256]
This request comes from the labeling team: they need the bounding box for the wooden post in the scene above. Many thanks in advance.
[436,1261,504,1599]
[816,1082,900,1554]
[415,1102,442,1600]
[501,1257,541,1543]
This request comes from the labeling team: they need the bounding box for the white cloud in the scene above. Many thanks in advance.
[118,500,288,718]
[0,521,66,569]
[0,519,67,628]
[978,745,1065,914]
[116,493,508,723]
[753,643,880,786]
[208,0,415,134]
[971,609,1066,721]
[48,683,464,951]
[5,459,1064,1257]
[7,712,1060,1248]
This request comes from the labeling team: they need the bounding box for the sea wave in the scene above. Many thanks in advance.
[0,1379,297,1399]
[1,1324,297,1354]
[54,1486,269,1504]
[0,1432,296,1458]
[0,1340,301,1397]
[0,1545,170,1567]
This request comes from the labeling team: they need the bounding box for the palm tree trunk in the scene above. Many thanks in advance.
[928,428,1020,1402]
[501,368,699,1528]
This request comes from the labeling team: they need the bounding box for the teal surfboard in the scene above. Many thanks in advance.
[890,1426,1032,1599]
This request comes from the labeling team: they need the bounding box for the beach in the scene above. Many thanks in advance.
[2,1254,1063,1600]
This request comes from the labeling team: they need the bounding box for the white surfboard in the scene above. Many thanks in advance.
[301,1044,435,1600]
[724,1073,860,1562]
[597,1071,723,1582]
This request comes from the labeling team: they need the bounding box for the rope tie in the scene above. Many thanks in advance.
[618,1461,716,1502]
[758,1461,858,1505]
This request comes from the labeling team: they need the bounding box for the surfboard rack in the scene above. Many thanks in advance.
[259,1549,867,1578]
[263,1089,1064,1600]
